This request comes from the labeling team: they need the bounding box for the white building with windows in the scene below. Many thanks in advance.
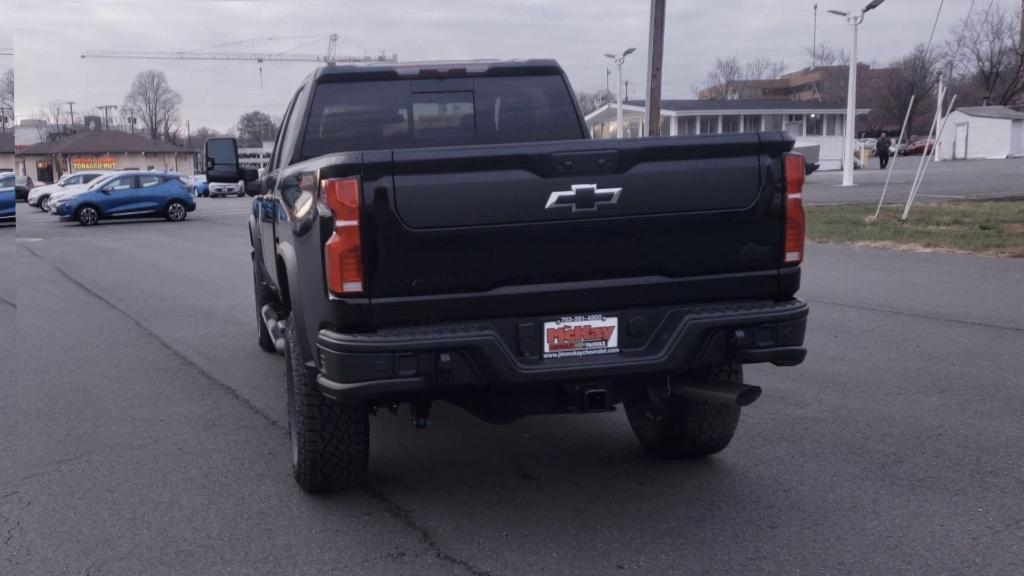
[585,100,870,171]
[936,106,1024,160]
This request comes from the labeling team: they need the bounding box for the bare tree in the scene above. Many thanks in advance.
[236,111,279,148]
[0,69,13,126]
[745,57,787,81]
[877,44,939,133]
[123,70,183,141]
[805,41,848,68]
[48,100,65,135]
[698,56,788,99]
[945,2,1024,106]
[190,126,223,150]
[700,56,744,99]
[575,89,615,116]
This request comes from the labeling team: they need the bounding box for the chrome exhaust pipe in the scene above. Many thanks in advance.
[260,304,287,355]
[670,379,763,407]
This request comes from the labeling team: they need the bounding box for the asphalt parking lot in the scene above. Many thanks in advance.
[3,198,1024,575]
[804,157,1024,205]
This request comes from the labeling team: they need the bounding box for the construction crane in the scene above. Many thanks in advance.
[81,34,396,88]
[81,34,392,65]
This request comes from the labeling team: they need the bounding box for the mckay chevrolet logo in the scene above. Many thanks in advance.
[545,184,622,213]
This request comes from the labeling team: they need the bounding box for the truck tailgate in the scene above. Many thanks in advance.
[364,132,792,309]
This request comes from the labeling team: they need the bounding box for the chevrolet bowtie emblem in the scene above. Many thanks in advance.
[545,184,622,213]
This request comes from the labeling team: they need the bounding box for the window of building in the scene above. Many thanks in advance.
[699,115,719,135]
[721,115,741,133]
[743,115,762,132]
[763,115,784,131]
[826,114,845,136]
[806,113,824,136]
[678,116,697,135]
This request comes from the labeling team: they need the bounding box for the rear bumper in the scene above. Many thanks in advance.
[316,299,808,403]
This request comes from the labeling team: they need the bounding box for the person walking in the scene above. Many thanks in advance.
[877,132,892,170]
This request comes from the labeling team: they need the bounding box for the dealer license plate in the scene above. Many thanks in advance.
[542,315,620,359]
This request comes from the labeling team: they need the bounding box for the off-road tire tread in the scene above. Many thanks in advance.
[286,314,369,493]
[626,365,743,460]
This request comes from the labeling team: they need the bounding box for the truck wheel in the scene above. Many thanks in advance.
[253,256,277,353]
[625,365,743,459]
[285,313,369,493]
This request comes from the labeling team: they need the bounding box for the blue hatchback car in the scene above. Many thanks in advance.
[0,173,15,223]
[52,171,196,226]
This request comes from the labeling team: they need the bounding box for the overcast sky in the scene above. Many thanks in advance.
[7,0,1010,134]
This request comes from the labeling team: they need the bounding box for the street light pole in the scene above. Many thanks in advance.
[842,13,859,186]
[830,0,886,187]
[606,48,636,139]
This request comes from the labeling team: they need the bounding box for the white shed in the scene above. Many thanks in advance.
[937,106,1024,160]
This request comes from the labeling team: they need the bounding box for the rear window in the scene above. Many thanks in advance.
[300,75,583,159]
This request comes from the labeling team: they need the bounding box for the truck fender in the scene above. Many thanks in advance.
[275,241,316,362]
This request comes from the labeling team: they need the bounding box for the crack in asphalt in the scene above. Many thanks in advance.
[20,244,494,576]
[363,485,497,576]
[0,295,15,308]
[806,297,1024,334]
[21,244,286,433]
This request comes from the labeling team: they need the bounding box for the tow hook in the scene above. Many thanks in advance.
[411,400,432,429]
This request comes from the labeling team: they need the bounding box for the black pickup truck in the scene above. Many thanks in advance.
[205,59,809,493]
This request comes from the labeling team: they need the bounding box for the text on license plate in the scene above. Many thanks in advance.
[543,315,619,359]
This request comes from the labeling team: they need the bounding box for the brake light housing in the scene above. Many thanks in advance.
[783,154,806,265]
[321,177,364,295]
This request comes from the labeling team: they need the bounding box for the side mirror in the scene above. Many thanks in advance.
[205,137,241,184]
[239,167,262,196]
[100,187,111,194]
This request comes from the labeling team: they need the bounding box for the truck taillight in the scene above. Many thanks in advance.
[321,177,364,295]
[783,154,806,265]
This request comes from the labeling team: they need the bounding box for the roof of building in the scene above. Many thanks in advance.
[0,133,13,154]
[954,105,1024,120]
[18,130,187,155]
[624,99,857,112]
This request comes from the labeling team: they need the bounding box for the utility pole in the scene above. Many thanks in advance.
[67,101,76,129]
[186,120,192,150]
[812,4,819,69]
[128,112,137,135]
[644,0,666,136]
[606,68,611,93]
[98,105,117,130]
[625,80,630,101]
[933,71,943,162]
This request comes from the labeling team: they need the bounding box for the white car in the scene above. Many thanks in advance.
[208,180,244,198]
[47,171,130,212]
[28,171,110,211]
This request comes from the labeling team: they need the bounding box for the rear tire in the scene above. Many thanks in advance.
[625,365,743,459]
[285,313,369,493]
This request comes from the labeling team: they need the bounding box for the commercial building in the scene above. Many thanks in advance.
[937,106,1024,160]
[16,130,194,183]
[585,100,869,171]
